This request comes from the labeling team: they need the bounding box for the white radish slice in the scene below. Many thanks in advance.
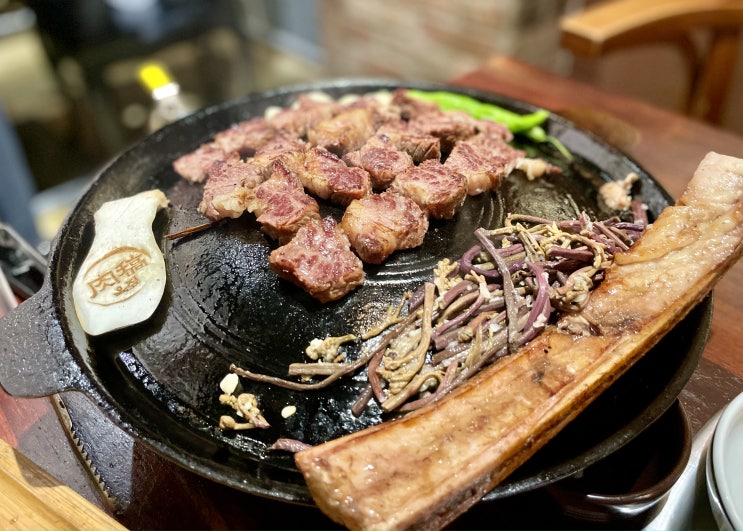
[72,189,169,336]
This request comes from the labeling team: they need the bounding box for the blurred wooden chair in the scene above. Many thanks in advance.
[559,0,743,124]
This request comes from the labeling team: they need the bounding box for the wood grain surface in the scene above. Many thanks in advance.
[0,437,126,530]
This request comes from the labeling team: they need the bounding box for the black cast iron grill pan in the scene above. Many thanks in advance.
[0,80,709,505]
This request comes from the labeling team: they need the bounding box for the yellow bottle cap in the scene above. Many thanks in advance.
[138,62,173,93]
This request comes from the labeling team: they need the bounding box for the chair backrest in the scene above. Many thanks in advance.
[560,0,743,123]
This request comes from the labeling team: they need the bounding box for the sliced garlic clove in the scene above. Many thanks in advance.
[72,189,169,336]
[219,372,240,395]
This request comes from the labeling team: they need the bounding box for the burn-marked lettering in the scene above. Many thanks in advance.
[83,246,152,305]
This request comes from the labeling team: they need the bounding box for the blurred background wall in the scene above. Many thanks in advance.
[314,0,742,134]
[0,0,740,242]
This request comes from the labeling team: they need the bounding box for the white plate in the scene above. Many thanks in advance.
[712,392,743,530]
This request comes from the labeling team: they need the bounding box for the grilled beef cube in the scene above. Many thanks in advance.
[198,154,265,220]
[307,107,380,156]
[372,122,441,163]
[391,159,467,219]
[251,134,308,170]
[391,88,512,142]
[475,119,513,142]
[445,134,525,195]
[172,142,227,183]
[343,93,404,124]
[343,143,414,190]
[409,110,478,154]
[214,117,277,158]
[308,94,404,156]
[269,217,365,303]
[390,87,441,120]
[341,189,428,264]
[266,93,339,138]
[290,147,372,206]
[246,159,321,244]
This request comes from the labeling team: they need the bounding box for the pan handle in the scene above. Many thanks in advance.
[0,284,89,398]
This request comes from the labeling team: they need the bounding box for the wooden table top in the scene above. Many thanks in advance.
[0,56,741,530]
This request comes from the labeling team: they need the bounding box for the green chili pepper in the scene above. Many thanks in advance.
[520,125,570,160]
[406,89,572,160]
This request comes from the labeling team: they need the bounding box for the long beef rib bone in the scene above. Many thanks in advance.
[294,152,743,530]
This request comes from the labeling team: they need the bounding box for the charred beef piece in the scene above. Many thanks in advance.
[213,117,277,158]
[198,135,309,220]
[172,142,227,183]
[266,93,340,138]
[307,95,404,156]
[246,159,321,243]
[474,118,513,142]
[250,134,308,169]
[307,107,380,156]
[408,109,478,154]
[342,94,405,129]
[341,189,428,264]
[269,216,365,303]
[390,89,512,146]
[198,153,265,220]
[391,159,468,219]
[343,143,414,190]
[289,147,372,207]
[372,122,441,164]
[390,87,441,120]
[445,133,525,195]
[173,118,278,182]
